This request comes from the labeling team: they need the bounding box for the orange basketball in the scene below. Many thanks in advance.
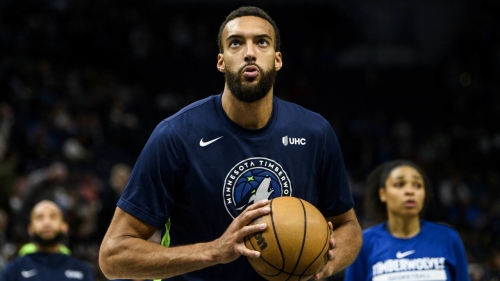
[244,196,330,281]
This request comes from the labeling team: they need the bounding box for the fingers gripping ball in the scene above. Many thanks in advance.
[244,196,330,281]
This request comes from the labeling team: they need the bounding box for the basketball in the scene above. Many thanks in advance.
[244,196,330,281]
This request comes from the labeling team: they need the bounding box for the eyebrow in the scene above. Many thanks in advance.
[225,34,273,43]
[394,175,423,180]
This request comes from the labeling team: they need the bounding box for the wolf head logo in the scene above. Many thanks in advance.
[236,175,274,210]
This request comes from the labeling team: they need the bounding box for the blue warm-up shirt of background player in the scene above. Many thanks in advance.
[344,221,470,281]
[0,253,94,281]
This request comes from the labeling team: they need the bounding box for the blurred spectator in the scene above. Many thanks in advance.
[486,250,500,279]
[0,208,16,272]
[438,169,473,227]
[95,163,131,241]
[469,263,486,281]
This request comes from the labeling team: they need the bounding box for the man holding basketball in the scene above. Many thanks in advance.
[99,6,362,281]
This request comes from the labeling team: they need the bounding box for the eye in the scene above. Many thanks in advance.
[394,181,404,188]
[230,40,241,48]
[414,182,423,189]
[258,39,269,47]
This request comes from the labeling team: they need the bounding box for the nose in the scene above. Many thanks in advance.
[404,185,415,195]
[244,42,256,62]
[41,217,52,226]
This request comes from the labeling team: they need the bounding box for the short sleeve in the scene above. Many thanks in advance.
[449,230,470,281]
[118,120,185,230]
[317,123,354,217]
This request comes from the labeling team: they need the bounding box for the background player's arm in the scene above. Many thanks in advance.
[99,201,270,280]
[315,208,362,278]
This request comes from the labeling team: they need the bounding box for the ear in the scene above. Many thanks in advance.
[379,188,387,203]
[274,52,283,71]
[28,224,34,236]
[217,54,225,73]
[61,222,69,235]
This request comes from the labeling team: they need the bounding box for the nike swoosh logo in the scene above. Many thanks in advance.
[396,250,415,259]
[21,269,38,278]
[199,136,223,147]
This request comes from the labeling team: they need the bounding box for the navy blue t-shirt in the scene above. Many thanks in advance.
[0,253,94,281]
[118,94,353,280]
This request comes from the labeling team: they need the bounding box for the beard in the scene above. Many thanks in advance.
[32,232,64,247]
[225,63,276,103]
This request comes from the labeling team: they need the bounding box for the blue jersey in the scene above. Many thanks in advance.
[344,221,470,281]
[118,94,353,281]
[0,253,94,281]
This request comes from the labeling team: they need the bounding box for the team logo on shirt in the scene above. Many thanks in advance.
[223,157,292,218]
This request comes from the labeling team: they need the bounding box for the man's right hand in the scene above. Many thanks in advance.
[211,199,271,264]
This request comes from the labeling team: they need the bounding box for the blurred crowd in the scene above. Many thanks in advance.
[0,0,499,280]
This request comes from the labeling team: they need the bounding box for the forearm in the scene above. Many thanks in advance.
[327,211,362,275]
[99,203,270,280]
[100,236,220,280]
[331,221,362,273]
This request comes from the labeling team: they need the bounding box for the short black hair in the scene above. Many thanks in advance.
[365,160,434,222]
[217,6,281,53]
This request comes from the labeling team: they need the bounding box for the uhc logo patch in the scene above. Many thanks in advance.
[282,136,306,146]
[223,157,292,218]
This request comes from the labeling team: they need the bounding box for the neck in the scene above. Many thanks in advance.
[37,244,61,253]
[386,214,421,238]
[221,85,273,129]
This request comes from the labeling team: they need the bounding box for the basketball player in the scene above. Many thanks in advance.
[0,200,94,281]
[344,160,470,280]
[99,6,362,281]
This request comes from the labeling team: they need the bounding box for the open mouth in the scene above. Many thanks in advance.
[242,65,259,78]
[404,200,416,208]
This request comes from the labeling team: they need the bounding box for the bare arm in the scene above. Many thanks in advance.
[314,208,362,279]
[99,200,271,280]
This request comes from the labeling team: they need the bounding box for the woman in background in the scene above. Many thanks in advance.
[344,159,470,281]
